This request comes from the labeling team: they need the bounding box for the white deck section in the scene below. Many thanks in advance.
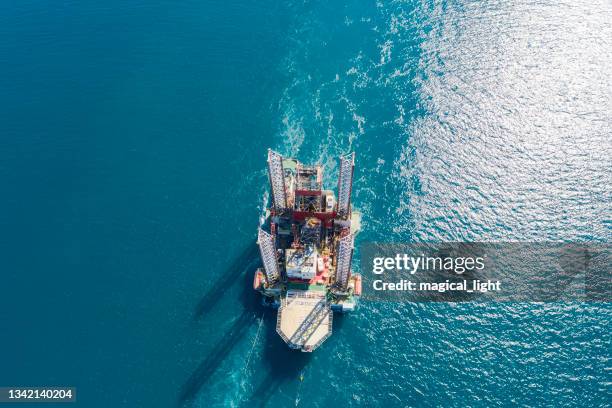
[276,290,332,351]
[285,246,318,280]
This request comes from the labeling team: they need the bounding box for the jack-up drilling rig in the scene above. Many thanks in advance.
[253,150,362,352]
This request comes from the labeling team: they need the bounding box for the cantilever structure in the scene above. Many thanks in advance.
[254,149,362,352]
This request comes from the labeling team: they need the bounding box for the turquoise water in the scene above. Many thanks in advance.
[1,0,610,407]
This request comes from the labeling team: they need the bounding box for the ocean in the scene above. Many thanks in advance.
[0,0,610,406]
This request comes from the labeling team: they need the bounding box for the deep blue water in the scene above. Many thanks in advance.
[1,0,610,407]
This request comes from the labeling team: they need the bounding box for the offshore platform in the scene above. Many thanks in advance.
[254,149,361,352]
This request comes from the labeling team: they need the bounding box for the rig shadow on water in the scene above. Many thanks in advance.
[180,239,315,407]
[192,242,260,320]
[179,310,256,405]
[180,241,263,406]
[246,312,311,407]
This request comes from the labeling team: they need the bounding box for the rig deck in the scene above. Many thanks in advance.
[276,291,332,351]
